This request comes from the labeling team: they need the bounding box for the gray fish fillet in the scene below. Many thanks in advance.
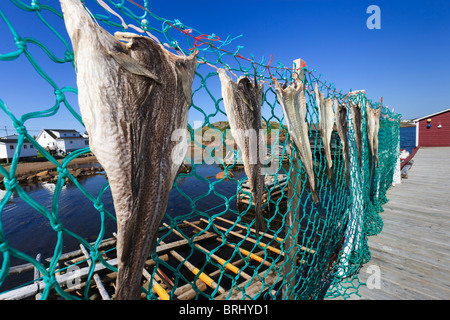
[315,83,335,180]
[334,100,350,187]
[218,68,265,233]
[366,105,381,167]
[273,79,319,204]
[349,101,363,167]
[60,0,197,300]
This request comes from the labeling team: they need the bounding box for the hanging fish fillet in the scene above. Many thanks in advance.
[315,83,335,180]
[217,68,265,232]
[334,100,350,187]
[366,105,381,167]
[273,79,319,204]
[60,0,198,300]
[349,101,363,167]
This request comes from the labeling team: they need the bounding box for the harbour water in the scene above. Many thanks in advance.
[400,126,416,153]
[0,163,246,280]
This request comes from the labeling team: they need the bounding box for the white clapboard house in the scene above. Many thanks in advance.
[36,129,89,156]
[0,134,37,162]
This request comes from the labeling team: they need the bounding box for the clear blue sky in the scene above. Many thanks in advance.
[1,0,449,137]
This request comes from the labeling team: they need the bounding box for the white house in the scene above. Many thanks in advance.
[36,129,89,156]
[0,135,37,161]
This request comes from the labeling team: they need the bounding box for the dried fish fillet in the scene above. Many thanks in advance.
[349,101,363,167]
[334,100,350,186]
[274,79,319,204]
[366,105,381,167]
[218,69,265,233]
[60,0,198,299]
[315,83,335,180]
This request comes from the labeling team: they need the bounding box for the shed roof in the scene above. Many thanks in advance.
[0,138,32,144]
[36,129,84,141]
[413,108,450,122]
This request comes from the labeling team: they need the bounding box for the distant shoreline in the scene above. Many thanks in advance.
[400,122,415,128]
[1,155,99,181]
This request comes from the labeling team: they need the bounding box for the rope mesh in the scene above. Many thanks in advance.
[0,0,400,300]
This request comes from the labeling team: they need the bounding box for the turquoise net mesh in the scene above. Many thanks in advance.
[0,0,400,300]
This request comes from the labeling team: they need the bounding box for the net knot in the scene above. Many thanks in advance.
[94,201,104,212]
[64,50,74,62]
[50,220,63,232]
[173,19,186,30]
[89,249,100,261]
[57,166,69,178]
[0,240,10,253]
[14,38,26,51]
[169,40,179,49]
[140,19,149,31]
[54,89,65,102]
[43,274,56,287]
[3,177,18,191]
[31,0,41,11]
[14,123,27,135]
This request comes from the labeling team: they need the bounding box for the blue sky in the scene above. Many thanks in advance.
[1,0,449,136]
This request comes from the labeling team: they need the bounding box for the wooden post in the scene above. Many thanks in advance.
[292,58,306,83]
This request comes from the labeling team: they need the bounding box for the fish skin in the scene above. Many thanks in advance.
[349,101,363,167]
[60,0,197,300]
[315,83,335,180]
[273,79,319,204]
[218,69,265,233]
[334,100,350,187]
[366,105,381,167]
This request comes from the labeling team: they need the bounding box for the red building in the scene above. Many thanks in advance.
[414,108,450,147]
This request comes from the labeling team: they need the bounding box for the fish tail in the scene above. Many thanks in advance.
[254,182,265,235]
[311,189,320,204]
[256,169,265,234]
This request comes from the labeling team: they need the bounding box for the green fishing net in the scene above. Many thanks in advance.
[0,0,400,300]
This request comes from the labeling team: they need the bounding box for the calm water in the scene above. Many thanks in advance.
[400,126,416,153]
[0,164,246,270]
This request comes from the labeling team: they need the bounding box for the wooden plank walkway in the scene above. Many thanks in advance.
[352,147,450,299]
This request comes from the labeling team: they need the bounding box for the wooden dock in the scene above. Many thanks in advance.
[347,147,450,299]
